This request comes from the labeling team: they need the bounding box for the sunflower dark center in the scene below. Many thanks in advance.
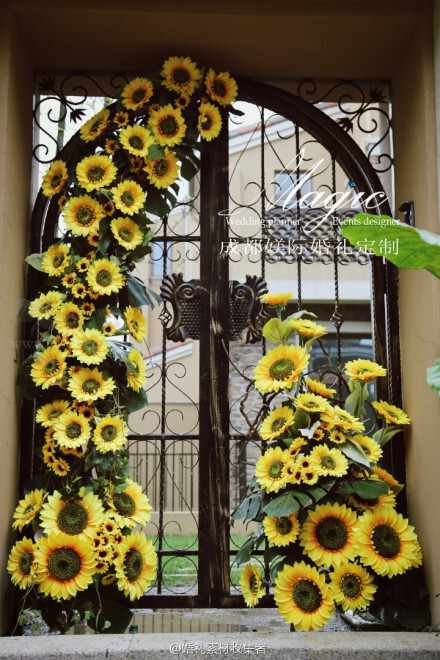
[121,191,135,207]
[271,417,287,433]
[119,227,133,242]
[90,119,103,133]
[48,408,63,420]
[66,422,82,439]
[340,573,362,598]
[40,301,54,312]
[275,516,293,535]
[371,523,401,558]
[50,173,63,188]
[212,79,227,97]
[102,424,117,442]
[44,358,60,376]
[88,166,105,182]
[96,269,112,286]
[292,579,322,613]
[128,135,144,150]
[315,516,348,550]
[124,548,143,582]
[19,550,34,576]
[57,502,88,535]
[201,114,213,131]
[249,573,259,594]
[132,88,146,104]
[82,339,99,356]
[320,455,336,470]
[172,67,190,83]
[48,547,81,581]
[65,311,80,329]
[113,492,136,517]
[53,253,65,268]
[158,115,178,137]
[268,358,295,381]
[268,460,284,479]
[82,378,100,394]
[76,206,95,226]
[153,159,170,177]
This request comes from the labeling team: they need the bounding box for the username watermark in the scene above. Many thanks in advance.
[170,642,267,655]
[220,238,399,257]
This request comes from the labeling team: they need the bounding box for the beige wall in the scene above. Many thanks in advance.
[0,0,439,632]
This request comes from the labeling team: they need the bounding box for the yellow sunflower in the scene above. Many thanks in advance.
[372,400,411,425]
[240,564,265,608]
[372,466,404,495]
[161,55,201,95]
[41,160,68,197]
[87,258,125,296]
[70,328,108,365]
[294,392,330,414]
[58,194,68,210]
[28,291,64,320]
[62,272,76,288]
[260,292,292,306]
[34,532,95,599]
[321,405,365,433]
[352,435,383,463]
[68,366,115,403]
[329,429,347,444]
[255,446,290,493]
[259,405,294,440]
[309,444,348,477]
[143,148,180,189]
[76,154,117,192]
[301,467,319,485]
[63,194,105,237]
[330,561,377,612]
[105,138,117,155]
[148,104,186,147]
[36,399,71,427]
[205,69,238,106]
[111,179,145,216]
[299,502,358,568]
[254,344,310,394]
[72,283,88,299]
[31,345,67,389]
[79,108,110,143]
[93,414,128,453]
[41,243,71,276]
[198,102,222,141]
[119,124,155,158]
[288,318,327,340]
[110,217,143,250]
[344,359,387,381]
[107,479,152,528]
[305,377,336,398]
[103,321,116,336]
[344,483,396,513]
[355,507,421,578]
[81,301,95,316]
[121,77,154,110]
[102,573,117,586]
[274,561,335,631]
[7,538,37,590]
[52,410,91,448]
[126,348,146,392]
[12,489,46,532]
[263,513,300,547]
[54,301,84,336]
[40,489,104,540]
[52,458,70,476]
[114,111,129,127]
[114,531,157,600]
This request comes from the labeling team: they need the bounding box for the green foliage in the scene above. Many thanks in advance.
[427,359,440,396]
[262,318,295,344]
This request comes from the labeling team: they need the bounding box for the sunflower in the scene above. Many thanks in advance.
[79,108,110,143]
[63,194,105,236]
[299,502,358,568]
[205,69,238,106]
[12,489,46,532]
[305,377,336,398]
[72,283,87,299]
[126,348,146,392]
[240,564,265,608]
[34,532,96,599]
[129,156,144,174]
[7,538,36,590]
[143,147,180,189]
[372,400,411,425]
[161,55,201,95]
[36,399,71,427]
[107,479,152,529]
[76,154,117,192]
[103,322,116,336]
[263,513,300,547]
[352,435,383,463]
[62,272,76,288]
[77,257,90,273]
[294,392,330,414]
[41,243,71,276]
[110,217,143,250]
[309,444,348,477]
[93,414,127,453]
[344,359,387,381]
[329,429,346,444]
[254,344,310,394]
[102,573,117,586]
[82,302,95,316]
[288,319,327,340]
[111,179,145,216]
[198,102,222,142]
[259,406,294,441]
[330,561,377,612]
[114,111,129,127]
[121,77,154,110]
[322,405,364,433]
[148,104,186,147]
[344,484,396,513]
[355,507,420,578]
[87,258,125,296]
[260,292,292,306]
[175,93,190,109]
[52,410,91,449]
[274,561,334,631]
[58,194,68,210]
[119,124,154,158]
[28,291,64,320]
[255,446,290,493]
[114,531,157,600]
[40,489,104,540]
[54,301,84,336]
[41,160,68,197]
[52,458,70,476]
[372,466,404,495]
[105,139,117,155]
[301,467,319,485]
[70,328,108,365]
[68,366,115,403]
[31,346,67,389]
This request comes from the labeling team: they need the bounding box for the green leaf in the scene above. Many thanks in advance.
[286,310,317,320]
[31,622,40,632]
[235,534,259,566]
[270,557,288,581]
[292,409,310,432]
[147,144,165,159]
[231,496,251,521]
[263,491,300,517]
[247,492,263,521]
[264,545,284,564]
[125,273,161,308]
[85,307,107,332]
[180,157,200,181]
[344,390,360,416]
[340,213,440,279]
[262,318,294,344]
[340,440,370,467]
[292,491,313,507]
[348,478,389,499]
[119,387,148,413]
[427,358,440,396]
[108,340,133,363]
[25,253,45,271]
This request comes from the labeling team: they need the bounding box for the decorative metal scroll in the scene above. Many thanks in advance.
[229,275,269,343]
[160,273,204,342]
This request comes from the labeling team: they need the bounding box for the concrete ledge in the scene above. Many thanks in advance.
[1,632,440,659]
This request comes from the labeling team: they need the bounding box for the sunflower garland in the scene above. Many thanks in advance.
[235,294,426,631]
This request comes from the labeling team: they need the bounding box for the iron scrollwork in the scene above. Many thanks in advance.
[160,272,203,342]
[229,275,269,343]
